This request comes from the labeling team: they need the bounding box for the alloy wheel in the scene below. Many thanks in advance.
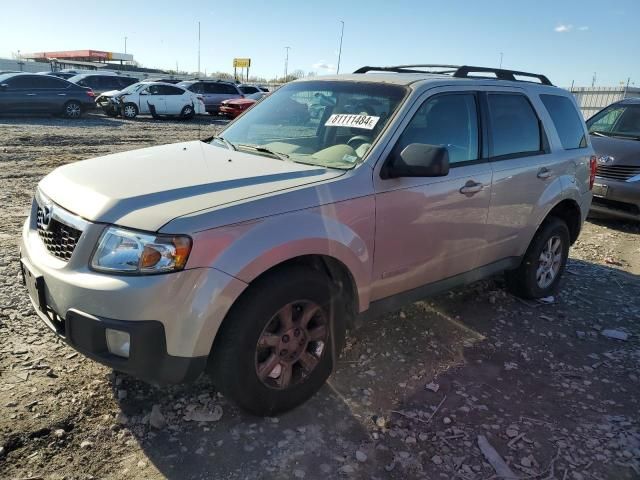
[255,300,328,390]
[536,235,563,289]
[65,102,81,118]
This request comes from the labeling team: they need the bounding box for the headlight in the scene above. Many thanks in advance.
[91,226,192,274]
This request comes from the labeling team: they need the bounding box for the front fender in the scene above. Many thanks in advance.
[187,197,375,311]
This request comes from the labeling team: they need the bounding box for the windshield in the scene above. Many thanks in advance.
[587,103,640,139]
[216,80,407,169]
[119,82,150,94]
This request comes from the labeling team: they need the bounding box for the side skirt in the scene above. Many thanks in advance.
[358,257,521,322]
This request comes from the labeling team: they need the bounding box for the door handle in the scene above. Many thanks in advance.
[537,167,552,179]
[57,93,67,96]
[459,181,484,195]
[25,93,36,96]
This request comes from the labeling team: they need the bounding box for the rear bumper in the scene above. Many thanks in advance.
[590,177,640,220]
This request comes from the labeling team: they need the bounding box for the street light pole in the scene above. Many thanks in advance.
[499,52,503,69]
[124,36,128,54]
[336,20,345,74]
[197,22,201,77]
[284,46,291,81]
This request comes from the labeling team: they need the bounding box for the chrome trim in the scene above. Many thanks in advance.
[627,174,640,183]
[35,189,90,232]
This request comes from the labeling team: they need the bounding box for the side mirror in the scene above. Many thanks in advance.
[384,143,450,178]
[139,90,148,95]
[0,84,8,90]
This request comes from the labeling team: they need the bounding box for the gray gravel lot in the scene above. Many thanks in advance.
[1,114,639,480]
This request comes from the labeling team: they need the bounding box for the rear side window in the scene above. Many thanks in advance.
[540,94,586,149]
[240,85,259,94]
[159,85,184,95]
[488,94,541,157]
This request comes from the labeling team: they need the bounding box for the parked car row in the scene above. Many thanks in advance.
[0,72,270,120]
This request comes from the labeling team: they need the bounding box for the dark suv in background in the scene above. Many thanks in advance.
[0,72,95,118]
[68,74,138,95]
[586,98,640,221]
[178,80,243,114]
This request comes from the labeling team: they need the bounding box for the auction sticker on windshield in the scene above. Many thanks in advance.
[325,114,380,130]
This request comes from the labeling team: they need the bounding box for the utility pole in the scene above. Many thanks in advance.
[336,21,345,74]
[591,72,596,87]
[197,21,201,77]
[499,52,503,69]
[624,77,630,98]
[124,36,127,54]
[284,46,291,81]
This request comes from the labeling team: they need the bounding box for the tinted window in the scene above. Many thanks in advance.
[5,75,66,89]
[79,76,99,88]
[240,85,259,94]
[159,85,184,95]
[488,94,541,157]
[396,93,479,164]
[35,76,69,89]
[203,83,225,94]
[147,84,184,95]
[540,95,586,149]
[587,104,640,138]
[183,82,202,94]
[118,77,137,88]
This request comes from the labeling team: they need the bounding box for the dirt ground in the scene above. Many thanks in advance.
[1,114,639,480]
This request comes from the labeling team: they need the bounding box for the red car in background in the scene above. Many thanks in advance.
[219,92,267,119]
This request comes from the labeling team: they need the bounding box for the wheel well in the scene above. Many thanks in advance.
[207,255,358,367]
[546,199,582,244]
[255,255,358,324]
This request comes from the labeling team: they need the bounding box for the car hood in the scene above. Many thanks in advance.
[591,136,640,166]
[38,141,344,232]
[96,89,120,99]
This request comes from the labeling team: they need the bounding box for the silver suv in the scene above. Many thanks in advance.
[20,65,595,415]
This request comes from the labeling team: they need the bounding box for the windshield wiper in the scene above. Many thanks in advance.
[590,130,610,137]
[211,136,236,151]
[235,144,289,161]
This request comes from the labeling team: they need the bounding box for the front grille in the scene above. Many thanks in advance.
[596,165,640,181]
[36,206,82,261]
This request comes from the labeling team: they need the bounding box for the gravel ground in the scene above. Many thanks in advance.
[1,114,639,480]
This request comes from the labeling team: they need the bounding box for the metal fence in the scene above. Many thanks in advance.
[569,86,640,119]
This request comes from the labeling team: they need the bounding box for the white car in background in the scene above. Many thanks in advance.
[97,82,205,119]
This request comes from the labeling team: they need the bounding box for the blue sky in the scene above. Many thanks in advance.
[1,0,637,87]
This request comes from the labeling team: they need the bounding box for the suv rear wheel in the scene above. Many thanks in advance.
[209,266,345,415]
[505,217,570,299]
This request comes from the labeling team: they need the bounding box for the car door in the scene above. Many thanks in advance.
[371,89,493,301]
[0,75,34,112]
[481,90,564,263]
[144,84,167,114]
[33,75,72,112]
[162,85,188,114]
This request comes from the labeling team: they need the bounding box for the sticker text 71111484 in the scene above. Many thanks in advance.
[324,114,380,130]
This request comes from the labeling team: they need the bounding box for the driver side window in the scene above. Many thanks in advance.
[396,93,479,165]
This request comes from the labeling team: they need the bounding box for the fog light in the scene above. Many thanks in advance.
[106,329,130,358]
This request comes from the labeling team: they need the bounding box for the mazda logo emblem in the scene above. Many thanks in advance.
[41,203,54,230]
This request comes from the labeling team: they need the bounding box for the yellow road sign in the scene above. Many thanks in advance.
[233,58,251,68]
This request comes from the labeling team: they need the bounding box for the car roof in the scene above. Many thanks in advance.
[297,72,561,92]
[617,97,640,105]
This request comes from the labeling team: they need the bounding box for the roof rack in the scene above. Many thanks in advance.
[353,64,553,86]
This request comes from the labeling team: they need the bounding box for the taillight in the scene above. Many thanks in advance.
[589,155,597,190]
[86,89,95,98]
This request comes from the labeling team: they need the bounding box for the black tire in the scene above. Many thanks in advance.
[505,217,570,299]
[209,266,345,416]
[63,101,82,119]
[103,107,119,118]
[122,102,138,119]
[180,104,195,119]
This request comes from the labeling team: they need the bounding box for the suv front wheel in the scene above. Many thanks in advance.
[506,217,570,299]
[208,266,345,415]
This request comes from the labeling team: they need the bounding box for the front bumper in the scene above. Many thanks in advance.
[590,177,640,220]
[20,198,248,383]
